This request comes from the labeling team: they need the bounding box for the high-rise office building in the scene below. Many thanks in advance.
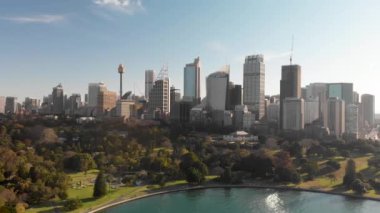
[183,57,201,103]
[243,55,265,120]
[0,97,5,114]
[346,104,359,138]
[361,94,375,127]
[283,97,304,130]
[145,70,155,101]
[97,90,117,116]
[327,97,345,137]
[304,98,319,125]
[5,97,17,114]
[170,86,181,110]
[327,83,353,105]
[267,103,280,123]
[52,84,64,115]
[24,97,39,114]
[148,79,170,119]
[280,64,301,129]
[305,83,328,127]
[68,94,81,115]
[88,82,107,107]
[206,65,230,111]
[228,82,242,110]
[353,91,360,104]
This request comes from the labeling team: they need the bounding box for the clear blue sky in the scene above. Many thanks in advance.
[1,0,380,111]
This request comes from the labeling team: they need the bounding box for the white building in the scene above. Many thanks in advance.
[283,97,304,130]
[88,82,107,107]
[243,55,265,120]
[304,98,319,125]
[346,104,358,138]
[116,100,135,118]
[206,65,229,111]
[328,97,345,137]
[145,70,155,101]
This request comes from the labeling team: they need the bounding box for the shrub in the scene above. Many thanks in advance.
[326,159,341,170]
[351,179,367,194]
[63,199,82,211]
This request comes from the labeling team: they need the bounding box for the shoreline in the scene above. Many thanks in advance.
[88,183,380,213]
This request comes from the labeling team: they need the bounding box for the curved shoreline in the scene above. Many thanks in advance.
[88,184,380,213]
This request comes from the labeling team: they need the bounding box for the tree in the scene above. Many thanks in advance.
[93,172,107,198]
[63,199,82,211]
[305,161,319,180]
[343,159,356,187]
[220,167,232,184]
[180,152,208,184]
[351,179,367,194]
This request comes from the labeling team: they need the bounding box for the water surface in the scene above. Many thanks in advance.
[106,188,380,213]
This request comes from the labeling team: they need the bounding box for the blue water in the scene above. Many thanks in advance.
[105,188,380,213]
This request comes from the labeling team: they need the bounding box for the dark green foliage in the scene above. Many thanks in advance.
[304,161,319,180]
[180,152,208,184]
[93,172,107,198]
[351,179,367,194]
[274,166,301,183]
[63,198,82,211]
[273,151,301,183]
[220,167,233,184]
[368,156,380,168]
[64,153,96,172]
[343,159,356,187]
[239,150,274,178]
[326,159,341,170]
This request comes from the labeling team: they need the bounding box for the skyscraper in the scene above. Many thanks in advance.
[280,64,301,129]
[346,104,359,138]
[97,90,117,116]
[88,82,107,107]
[147,79,170,119]
[305,83,328,127]
[52,84,64,115]
[304,98,319,125]
[283,97,304,130]
[4,97,17,114]
[206,65,230,111]
[68,94,81,115]
[228,82,242,110]
[24,97,39,114]
[183,57,201,103]
[145,70,155,101]
[243,55,265,120]
[361,94,375,127]
[327,97,345,137]
[327,83,353,105]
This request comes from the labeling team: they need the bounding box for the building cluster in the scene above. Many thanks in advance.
[0,55,376,139]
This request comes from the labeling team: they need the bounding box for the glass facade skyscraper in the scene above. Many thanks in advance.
[243,54,265,120]
[183,57,201,103]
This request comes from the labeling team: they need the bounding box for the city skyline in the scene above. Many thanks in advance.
[1,0,380,112]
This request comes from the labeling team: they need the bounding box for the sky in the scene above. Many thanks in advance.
[1,0,380,111]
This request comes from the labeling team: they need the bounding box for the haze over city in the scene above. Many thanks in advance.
[1,0,380,112]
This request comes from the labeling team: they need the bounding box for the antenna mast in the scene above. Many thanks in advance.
[290,35,294,65]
